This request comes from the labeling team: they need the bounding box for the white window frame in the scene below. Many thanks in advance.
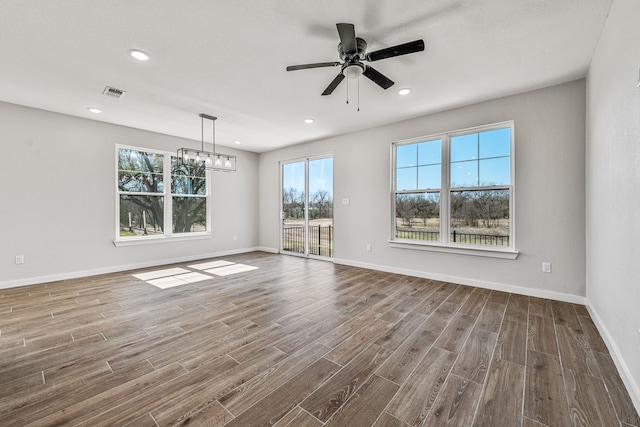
[114,144,211,246]
[390,121,518,259]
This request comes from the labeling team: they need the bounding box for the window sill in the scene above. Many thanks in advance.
[388,239,519,259]
[113,233,212,247]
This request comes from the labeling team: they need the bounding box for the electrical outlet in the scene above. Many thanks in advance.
[366,244,372,252]
[233,235,237,241]
[342,198,350,205]
[542,262,551,273]
[15,255,24,264]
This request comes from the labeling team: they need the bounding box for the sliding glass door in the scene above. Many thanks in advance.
[281,156,333,258]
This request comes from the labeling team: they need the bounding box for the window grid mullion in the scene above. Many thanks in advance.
[442,134,450,244]
[164,154,172,237]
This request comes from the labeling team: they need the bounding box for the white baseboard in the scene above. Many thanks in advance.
[256,246,279,254]
[585,298,640,415]
[0,247,262,290]
[332,258,586,304]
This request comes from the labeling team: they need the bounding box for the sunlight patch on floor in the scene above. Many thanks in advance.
[188,260,235,270]
[133,261,259,289]
[205,264,259,276]
[132,268,190,281]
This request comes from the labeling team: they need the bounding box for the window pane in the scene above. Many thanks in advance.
[450,189,510,246]
[395,193,440,241]
[171,158,206,195]
[118,172,164,193]
[418,165,441,189]
[308,157,334,222]
[479,127,510,159]
[450,133,478,162]
[397,144,418,168]
[172,176,206,195]
[479,157,510,186]
[118,149,163,172]
[397,167,417,191]
[172,196,206,233]
[118,149,164,193]
[418,139,441,166]
[119,195,164,237]
[450,160,478,188]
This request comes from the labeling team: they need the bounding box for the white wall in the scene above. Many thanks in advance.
[586,0,640,409]
[0,102,259,288]
[260,80,586,301]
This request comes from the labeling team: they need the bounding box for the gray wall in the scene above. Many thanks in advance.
[586,0,640,409]
[0,102,259,288]
[259,80,586,301]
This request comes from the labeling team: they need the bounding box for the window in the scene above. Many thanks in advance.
[392,122,514,253]
[171,157,207,234]
[116,145,209,241]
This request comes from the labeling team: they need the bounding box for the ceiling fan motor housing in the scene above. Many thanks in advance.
[338,37,367,61]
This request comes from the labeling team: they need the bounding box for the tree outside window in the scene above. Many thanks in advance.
[116,146,209,239]
[393,122,513,249]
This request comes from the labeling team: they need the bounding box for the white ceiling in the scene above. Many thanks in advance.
[0,0,612,153]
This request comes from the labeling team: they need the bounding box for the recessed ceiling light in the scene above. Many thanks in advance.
[304,118,314,124]
[87,107,102,114]
[234,140,241,145]
[398,88,411,96]
[129,49,150,61]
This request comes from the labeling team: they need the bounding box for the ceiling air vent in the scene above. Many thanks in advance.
[102,86,126,100]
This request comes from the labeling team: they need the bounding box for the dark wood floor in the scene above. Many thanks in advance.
[1,252,638,426]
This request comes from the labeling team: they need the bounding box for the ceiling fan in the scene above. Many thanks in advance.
[286,23,424,96]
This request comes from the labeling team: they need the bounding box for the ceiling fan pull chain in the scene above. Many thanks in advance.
[357,77,360,112]
[346,76,350,104]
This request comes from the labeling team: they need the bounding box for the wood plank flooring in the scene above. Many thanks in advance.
[0,252,638,426]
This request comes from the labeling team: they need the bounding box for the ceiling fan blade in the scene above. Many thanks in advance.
[365,39,425,62]
[336,23,357,54]
[322,73,345,96]
[286,62,340,71]
[363,66,394,89]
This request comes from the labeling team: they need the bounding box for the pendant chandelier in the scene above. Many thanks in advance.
[176,113,236,172]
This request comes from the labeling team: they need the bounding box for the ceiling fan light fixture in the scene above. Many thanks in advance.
[345,63,364,80]
[398,88,411,96]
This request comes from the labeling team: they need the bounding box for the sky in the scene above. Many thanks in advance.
[282,157,333,196]
[396,127,511,190]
